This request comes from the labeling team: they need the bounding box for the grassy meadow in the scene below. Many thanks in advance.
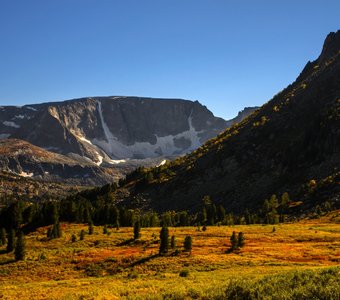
[0,212,339,299]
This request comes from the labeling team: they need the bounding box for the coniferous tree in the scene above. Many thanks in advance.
[7,229,15,253]
[237,232,245,248]
[184,236,192,254]
[0,228,6,246]
[159,226,169,254]
[80,229,85,240]
[230,231,238,251]
[15,231,25,261]
[88,221,94,235]
[133,220,141,240]
[103,224,108,234]
[56,221,62,238]
[170,235,176,250]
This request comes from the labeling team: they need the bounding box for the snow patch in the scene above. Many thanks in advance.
[94,101,203,159]
[19,171,34,177]
[107,159,126,164]
[3,121,20,128]
[77,135,94,146]
[13,115,25,119]
[95,154,103,166]
[26,106,37,111]
[0,133,10,139]
[157,159,167,167]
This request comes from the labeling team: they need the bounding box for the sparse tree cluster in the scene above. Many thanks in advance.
[228,231,245,252]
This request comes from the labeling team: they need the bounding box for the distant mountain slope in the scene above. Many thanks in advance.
[114,31,340,215]
[0,97,237,164]
[0,139,114,185]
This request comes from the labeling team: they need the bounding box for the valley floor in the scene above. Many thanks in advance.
[0,213,339,299]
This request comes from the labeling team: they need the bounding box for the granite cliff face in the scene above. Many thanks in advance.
[0,97,253,166]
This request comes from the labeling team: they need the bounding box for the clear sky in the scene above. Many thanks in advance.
[0,1,339,119]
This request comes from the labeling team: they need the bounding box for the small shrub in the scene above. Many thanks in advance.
[85,263,103,277]
[179,269,189,277]
[71,234,77,242]
[184,236,192,253]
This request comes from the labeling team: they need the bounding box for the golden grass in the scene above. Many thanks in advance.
[0,212,339,299]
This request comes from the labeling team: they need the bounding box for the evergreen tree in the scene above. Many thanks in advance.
[0,228,6,246]
[170,235,176,250]
[15,231,25,261]
[230,231,238,251]
[103,224,108,234]
[47,222,62,239]
[237,232,245,248]
[71,234,77,242]
[184,236,192,254]
[88,221,94,235]
[56,221,62,238]
[80,229,85,240]
[159,226,169,254]
[7,229,15,253]
[133,220,141,240]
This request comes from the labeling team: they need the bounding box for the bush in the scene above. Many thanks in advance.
[85,263,103,277]
[223,267,340,299]
[71,234,77,242]
[184,236,192,253]
[179,269,189,277]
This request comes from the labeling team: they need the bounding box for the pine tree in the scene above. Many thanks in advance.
[103,224,108,234]
[88,221,94,235]
[184,236,192,253]
[237,232,245,248]
[80,229,85,240]
[0,228,6,246]
[230,231,238,251]
[56,222,62,238]
[159,226,169,254]
[133,220,141,240]
[7,229,15,253]
[170,235,176,250]
[14,231,25,261]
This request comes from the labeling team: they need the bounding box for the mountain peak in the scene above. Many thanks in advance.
[318,30,340,63]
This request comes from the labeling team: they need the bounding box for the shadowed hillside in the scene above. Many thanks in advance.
[112,31,340,216]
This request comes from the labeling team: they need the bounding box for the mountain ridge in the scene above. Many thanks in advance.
[111,30,340,215]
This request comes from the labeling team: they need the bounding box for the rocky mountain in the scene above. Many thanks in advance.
[111,31,340,215]
[0,98,224,162]
[0,139,114,185]
[0,97,256,184]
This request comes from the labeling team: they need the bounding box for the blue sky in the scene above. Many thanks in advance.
[0,1,339,119]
